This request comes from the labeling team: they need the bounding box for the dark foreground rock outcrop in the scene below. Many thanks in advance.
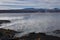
[0,28,22,40]
[18,32,60,40]
[0,28,60,40]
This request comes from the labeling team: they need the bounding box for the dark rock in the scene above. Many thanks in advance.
[11,37,20,40]
[0,28,22,40]
[0,28,60,40]
[19,32,60,40]
[53,30,60,34]
[0,20,11,23]
[0,20,11,26]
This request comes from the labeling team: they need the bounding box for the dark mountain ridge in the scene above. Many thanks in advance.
[0,8,60,13]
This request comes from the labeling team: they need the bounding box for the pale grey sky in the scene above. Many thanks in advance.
[0,0,60,9]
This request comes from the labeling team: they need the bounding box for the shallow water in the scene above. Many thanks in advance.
[0,13,60,37]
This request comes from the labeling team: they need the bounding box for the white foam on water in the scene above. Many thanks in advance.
[0,13,60,37]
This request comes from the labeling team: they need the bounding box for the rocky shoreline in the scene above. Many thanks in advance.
[0,28,60,40]
[0,28,21,40]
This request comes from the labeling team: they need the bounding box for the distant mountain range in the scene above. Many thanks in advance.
[0,8,60,13]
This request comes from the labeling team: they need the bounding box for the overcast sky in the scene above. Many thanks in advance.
[0,0,60,9]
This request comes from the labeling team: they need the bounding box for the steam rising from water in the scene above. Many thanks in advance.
[0,13,60,37]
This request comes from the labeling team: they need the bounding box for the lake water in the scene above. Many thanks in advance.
[0,13,60,37]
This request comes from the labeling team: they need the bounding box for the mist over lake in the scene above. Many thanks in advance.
[0,13,60,37]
